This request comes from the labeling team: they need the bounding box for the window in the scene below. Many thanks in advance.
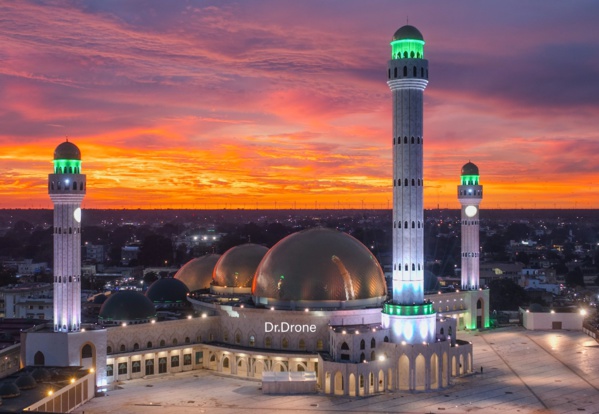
[160,339,165,347]
[107,346,112,354]
[147,341,152,348]
[282,338,289,349]
[341,342,349,350]
[384,336,389,343]
[265,337,272,348]
[158,357,167,373]
[223,358,229,368]
[299,339,306,350]
[249,335,255,347]
[120,344,126,352]
[133,343,139,351]
[316,339,324,351]
[118,363,127,375]
[106,364,114,376]
[172,338,178,345]
[81,344,92,359]
[145,359,154,375]
[132,361,141,373]
[185,337,190,344]
[360,339,365,350]
[371,338,376,348]
[171,355,179,368]
[235,333,241,344]
[184,354,192,366]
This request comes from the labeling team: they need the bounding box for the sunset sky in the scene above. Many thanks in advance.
[1,0,598,209]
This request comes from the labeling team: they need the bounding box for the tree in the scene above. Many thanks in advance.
[489,278,528,311]
[138,234,173,266]
[565,266,585,288]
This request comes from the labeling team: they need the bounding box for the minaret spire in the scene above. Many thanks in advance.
[49,140,86,332]
[381,24,436,344]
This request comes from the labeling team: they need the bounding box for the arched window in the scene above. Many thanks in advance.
[394,67,397,78]
[316,339,324,351]
[73,181,77,190]
[403,66,407,76]
[388,68,391,79]
[80,182,84,190]
[299,339,306,350]
[404,221,408,228]
[147,341,152,348]
[223,358,229,368]
[371,338,376,348]
[384,336,389,343]
[413,66,417,76]
[404,136,408,144]
[81,344,93,358]
[412,179,415,186]
[411,136,414,144]
[360,339,365,350]
[120,344,126,352]
[160,339,165,347]
[107,346,112,354]
[341,342,349,350]
[360,352,365,362]
[404,264,408,271]
[133,343,139,350]
[412,221,415,228]
[448,326,453,336]
[34,351,45,366]
[172,338,178,345]
[421,67,424,77]
[440,327,444,335]
[235,333,241,344]
[410,51,415,58]
[249,335,255,347]
[265,337,272,348]
[477,299,483,309]
[282,338,289,349]
[412,264,415,271]
[404,178,408,186]
[185,337,190,344]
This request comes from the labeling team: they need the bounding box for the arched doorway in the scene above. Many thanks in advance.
[398,355,410,390]
[415,354,426,391]
[334,371,344,395]
[430,354,439,389]
[349,373,356,396]
[237,358,248,376]
[34,351,45,366]
[442,352,448,387]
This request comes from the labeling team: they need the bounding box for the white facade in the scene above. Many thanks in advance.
[522,309,584,330]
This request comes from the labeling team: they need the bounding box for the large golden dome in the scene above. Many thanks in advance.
[213,244,268,288]
[252,228,387,309]
[175,254,220,291]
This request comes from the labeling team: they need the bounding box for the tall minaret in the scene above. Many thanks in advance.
[458,162,482,290]
[49,140,86,332]
[381,25,436,344]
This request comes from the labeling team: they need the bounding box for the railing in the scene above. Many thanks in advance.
[23,371,96,412]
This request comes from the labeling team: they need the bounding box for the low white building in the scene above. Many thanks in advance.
[520,305,585,330]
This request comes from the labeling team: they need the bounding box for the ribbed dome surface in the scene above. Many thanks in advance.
[461,162,479,175]
[15,374,36,390]
[175,254,220,291]
[146,278,190,303]
[213,244,268,288]
[252,228,387,307]
[0,382,20,398]
[54,141,81,160]
[99,291,156,322]
[392,25,424,41]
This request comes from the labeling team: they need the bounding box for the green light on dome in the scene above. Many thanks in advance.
[391,39,425,60]
[461,175,479,186]
[53,159,81,174]
[382,302,434,316]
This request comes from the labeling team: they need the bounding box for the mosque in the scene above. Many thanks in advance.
[19,24,489,400]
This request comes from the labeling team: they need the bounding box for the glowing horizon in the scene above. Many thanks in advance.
[1,1,598,210]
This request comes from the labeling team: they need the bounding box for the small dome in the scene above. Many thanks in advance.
[392,25,424,41]
[99,291,156,323]
[54,141,81,160]
[146,278,190,304]
[0,382,20,398]
[461,162,479,176]
[252,228,387,308]
[15,374,36,390]
[213,244,268,288]
[175,254,220,291]
[31,368,51,382]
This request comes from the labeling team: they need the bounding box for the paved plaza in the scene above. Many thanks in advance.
[78,327,599,414]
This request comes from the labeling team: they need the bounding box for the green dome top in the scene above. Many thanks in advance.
[392,25,424,41]
[54,141,81,160]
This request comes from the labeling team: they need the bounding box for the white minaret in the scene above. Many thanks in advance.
[49,140,86,332]
[458,162,482,290]
[381,25,436,344]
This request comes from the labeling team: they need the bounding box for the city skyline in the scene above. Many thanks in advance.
[1,1,598,209]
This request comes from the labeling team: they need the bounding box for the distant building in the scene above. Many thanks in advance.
[0,283,53,319]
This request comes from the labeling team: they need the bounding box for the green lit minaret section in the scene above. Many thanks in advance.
[49,140,86,332]
[381,25,436,344]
